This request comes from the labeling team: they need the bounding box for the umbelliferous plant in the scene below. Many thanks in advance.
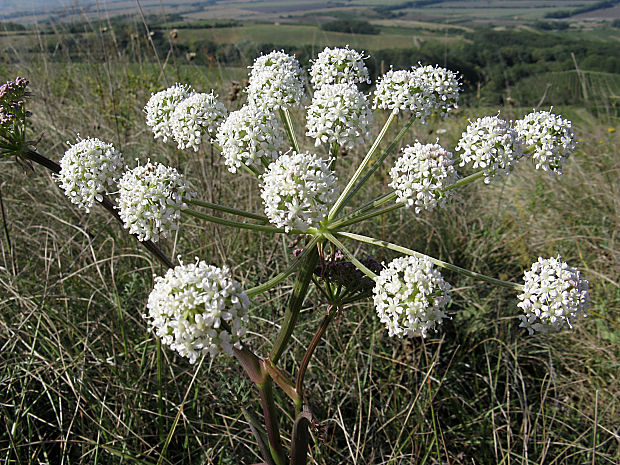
[1,45,589,464]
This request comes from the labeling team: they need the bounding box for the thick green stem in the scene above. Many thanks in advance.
[328,112,396,220]
[183,208,287,234]
[187,198,268,222]
[331,191,396,225]
[337,231,523,290]
[280,108,300,153]
[443,169,486,192]
[269,244,319,364]
[246,236,320,298]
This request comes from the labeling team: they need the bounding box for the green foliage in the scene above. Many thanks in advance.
[320,19,380,35]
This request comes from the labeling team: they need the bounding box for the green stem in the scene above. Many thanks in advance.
[183,208,286,234]
[328,112,396,220]
[336,231,523,290]
[331,191,396,225]
[330,202,402,229]
[443,169,486,192]
[187,198,268,222]
[279,108,300,153]
[246,236,320,298]
[323,232,377,279]
[269,244,319,364]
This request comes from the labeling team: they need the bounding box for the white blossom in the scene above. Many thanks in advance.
[306,83,373,149]
[144,83,192,142]
[170,91,227,151]
[390,141,459,213]
[216,105,286,173]
[517,256,589,334]
[455,115,523,183]
[147,259,250,363]
[373,69,433,121]
[373,256,451,338]
[117,161,194,242]
[412,64,460,118]
[514,110,576,175]
[310,46,370,89]
[260,151,339,232]
[56,137,124,212]
[247,51,306,111]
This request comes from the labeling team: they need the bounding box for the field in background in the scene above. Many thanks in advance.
[0,2,619,464]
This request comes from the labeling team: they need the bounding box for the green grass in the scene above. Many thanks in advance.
[0,29,619,465]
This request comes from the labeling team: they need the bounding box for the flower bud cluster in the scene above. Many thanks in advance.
[514,110,576,175]
[170,91,227,152]
[517,256,589,334]
[306,83,373,149]
[390,142,459,213]
[56,137,124,212]
[309,46,370,89]
[373,256,451,338]
[374,69,432,120]
[247,51,307,111]
[117,161,194,242]
[144,84,191,142]
[0,77,29,127]
[260,151,339,232]
[412,64,460,118]
[216,105,286,173]
[456,115,523,183]
[147,259,250,363]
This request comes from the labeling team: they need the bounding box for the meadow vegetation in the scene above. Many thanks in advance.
[0,8,618,465]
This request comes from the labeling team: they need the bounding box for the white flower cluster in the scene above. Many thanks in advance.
[390,142,459,213]
[147,259,250,363]
[216,105,286,173]
[260,151,339,232]
[517,256,589,334]
[56,137,124,213]
[514,110,576,175]
[306,83,373,149]
[170,92,227,151]
[412,64,460,118]
[373,256,451,338]
[144,84,191,142]
[247,51,306,111]
[117,161,194,242]
[455,115,523,183]
[309,46,371,89]
[373,69,433,120]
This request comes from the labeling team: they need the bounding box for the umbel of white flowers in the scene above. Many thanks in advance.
[56,47,587,360]
[56,137,124,212]
[147,259,250,363]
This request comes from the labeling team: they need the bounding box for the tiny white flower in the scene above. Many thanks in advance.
[390,141,459,213]
[261,151,339,232]
[373,256,451,338]
[306,83,373,149]
[310,46,371,89]
[56,137,124,212]
[514,109,576,175]
[216,105,286,173]
[144,83,192,142]
[373,68,433,121]
[147,259,250,363]
[117,161,194,242]
[455,115,523,183]
[517,256,589,334]
[411,64,460,118]
[247,51,306,111]
[170,91,227,151]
